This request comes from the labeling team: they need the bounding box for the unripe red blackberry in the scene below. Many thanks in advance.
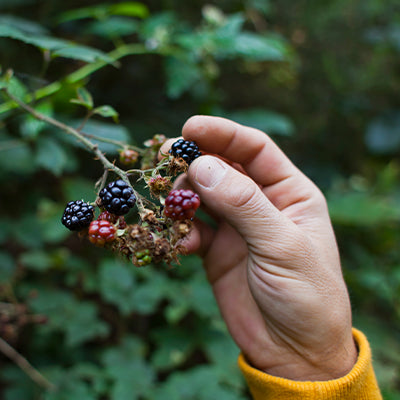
[164,189,200,220]
[99,179,136,215]
[169,139,201,165]
[97,211,118,224]
[88,220,116,246]
[119,149,139,166]
[61,200,94,231]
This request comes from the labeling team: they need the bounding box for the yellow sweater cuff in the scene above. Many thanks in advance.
[238,328,382,400]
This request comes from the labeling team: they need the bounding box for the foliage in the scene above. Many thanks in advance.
[0,0,399,398]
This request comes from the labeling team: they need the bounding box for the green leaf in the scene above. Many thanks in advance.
[0,15,48,35]
[93,105,119,122]
[62,177,97,203]
[165,56,203,98]
[222,32,288,61]
[220,108,295,136]
[109,2,149,18]
[0,252,15,283]
[101,337,154,400]
[6,76,28,101]
[12,214,43,248]
[85,17,139,39]
[151,327,195,370]
[43,366,97,400]
[70,87,94,110]
[0,24,113,63]
[38,199,71,244]
[58,2,149,23]
[20,101,53,139]
[77,119,130,153]
[19,250,53,271]
[29,289,109,347]
[35,136,69,176]
[0,140,34,176]
[98,259,137,315]
[153,366,245,400]
[328,192,400,226]
[52,45,113,63]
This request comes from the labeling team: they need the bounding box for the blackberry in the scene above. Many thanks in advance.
[164,189,200,220]
[99,179,136,215]
[169,139,201,165]
[61,200,94,231]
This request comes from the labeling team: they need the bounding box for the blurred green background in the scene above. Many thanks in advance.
[0,0,399,398]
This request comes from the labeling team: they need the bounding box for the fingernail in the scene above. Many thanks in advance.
[194,156,227,189]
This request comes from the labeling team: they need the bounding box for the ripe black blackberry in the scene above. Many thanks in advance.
[99,179,136,215]
[169,139,201,165]
[61,200,94,231]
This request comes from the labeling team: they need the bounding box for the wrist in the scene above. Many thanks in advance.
[247,330,358,381]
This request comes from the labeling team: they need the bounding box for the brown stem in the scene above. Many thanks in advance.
[0,337,56,391]
[2,88,147,216]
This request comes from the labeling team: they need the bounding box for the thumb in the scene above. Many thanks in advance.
[187,155,298,254]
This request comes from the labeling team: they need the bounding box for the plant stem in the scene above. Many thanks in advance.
[2,88,147,216]
[0,337,56,391]
[80,131,143,154]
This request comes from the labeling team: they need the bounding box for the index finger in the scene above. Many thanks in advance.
[182,115,300,188]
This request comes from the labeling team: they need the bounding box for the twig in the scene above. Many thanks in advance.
[80,131,143,154]
[2,88,147,216]
[0,336,56,391]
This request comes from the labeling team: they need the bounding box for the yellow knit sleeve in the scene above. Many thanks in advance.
[238,328,382,400]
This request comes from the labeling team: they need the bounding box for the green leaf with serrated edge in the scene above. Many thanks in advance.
[130,272,169,314]
[98,259,137,315]
[35,136,69,176]
[93,105,119,122]
[28,289,109,347]
[101,337,154,400]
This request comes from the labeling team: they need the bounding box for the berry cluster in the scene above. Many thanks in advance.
[61,138,202,268]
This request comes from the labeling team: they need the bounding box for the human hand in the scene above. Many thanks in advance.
[162,116,357,381]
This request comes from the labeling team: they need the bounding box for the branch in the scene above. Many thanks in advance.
[2,88,147,216]
[0,336,56,391]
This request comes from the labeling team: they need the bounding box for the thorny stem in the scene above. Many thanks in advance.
[0,337,56,391]
[2,88,148,216]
